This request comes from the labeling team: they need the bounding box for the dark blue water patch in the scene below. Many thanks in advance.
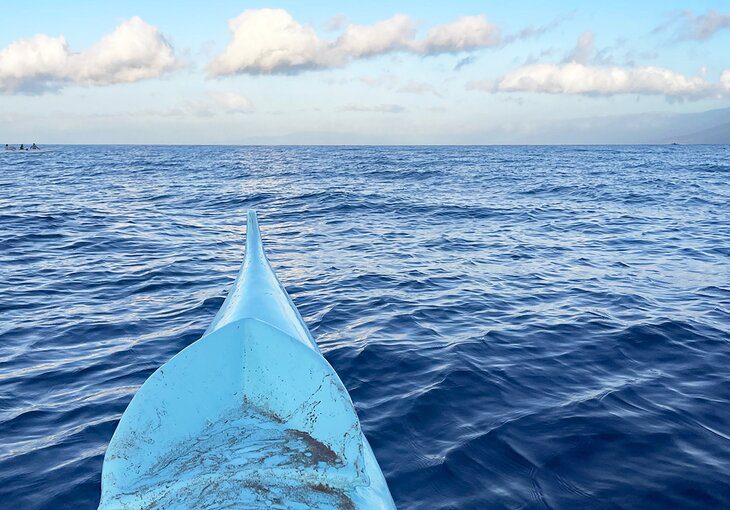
[1,145,729,509]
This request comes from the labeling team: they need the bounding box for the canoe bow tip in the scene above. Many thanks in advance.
[246,209,259,230]
[245,209,265,264]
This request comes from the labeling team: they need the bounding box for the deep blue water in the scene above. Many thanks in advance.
[1,145,729,509]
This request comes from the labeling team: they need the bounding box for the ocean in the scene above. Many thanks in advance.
[1,145,728,509]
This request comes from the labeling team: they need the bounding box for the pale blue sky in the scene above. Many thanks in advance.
[1,1,728,143]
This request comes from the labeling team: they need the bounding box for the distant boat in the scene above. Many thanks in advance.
[3,145,47,153]
[98,211,396,509]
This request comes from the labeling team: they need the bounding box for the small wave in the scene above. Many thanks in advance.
[1,145,729,509]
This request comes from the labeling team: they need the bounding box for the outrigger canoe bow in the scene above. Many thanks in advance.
[99,211,396,509]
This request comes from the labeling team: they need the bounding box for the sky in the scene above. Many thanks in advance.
[0,0,729,144]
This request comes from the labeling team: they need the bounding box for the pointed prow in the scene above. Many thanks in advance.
[204,211,317,349]
[244,210,266,268]
[98,209,397,510]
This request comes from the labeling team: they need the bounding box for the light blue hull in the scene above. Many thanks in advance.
[99,211,396,509]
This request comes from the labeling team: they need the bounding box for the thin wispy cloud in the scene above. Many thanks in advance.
[208,91,254,113]
[523,48,556,65]
[396,81,441,96]
[562,32,595,64]
[503,12,574,44]
[136,91,254,118]
[560,31,613,65]
[654,10,730,42]
[339,103,406,113]
[354,74,439,96]
[454,56,477,71]
[0,17,179,94]
[357,73,399,88]
[324,14,348,31]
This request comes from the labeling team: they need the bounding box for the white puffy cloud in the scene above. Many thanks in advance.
[468,30,730,100]
[74,17,178,85]
[721,70,730,90]
[0,17,177,94]
[207,9,330,75]
[336,14,416,58]
[470,62,729,100]
[413,15,500,54]
[0,34,71,93]
[208,9,507,76]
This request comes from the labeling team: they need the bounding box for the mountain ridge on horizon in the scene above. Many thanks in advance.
[230,107,730,145]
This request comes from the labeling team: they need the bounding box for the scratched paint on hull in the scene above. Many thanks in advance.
[103,404,355,509]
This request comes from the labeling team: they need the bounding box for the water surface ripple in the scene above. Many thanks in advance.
[1,145,729,509]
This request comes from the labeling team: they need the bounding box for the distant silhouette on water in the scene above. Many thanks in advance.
[5,143,40,150]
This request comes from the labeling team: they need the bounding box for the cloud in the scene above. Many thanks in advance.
[503,13,574,43]
[396,80,440,96]
[412,15,500,54]
[339,103,406,113]
[658,10,730,41]
[523,48,556,65]
[469,62,730,100]
[465,79,497,93]
[681,10,730,40]
[325,14,348,31]
[0,17,178,94]
[208,91,253,113]
[454,55,477,70]
[563,32,595,64]
[357,73,399,88]
[559,32,615,66]
[208,9,511,76]
[207,9,330,75]
[722,69,730,86]
[336,14,416,58]
[136,91,254,118]
[353,74,439,95]
[469,31,730,100]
